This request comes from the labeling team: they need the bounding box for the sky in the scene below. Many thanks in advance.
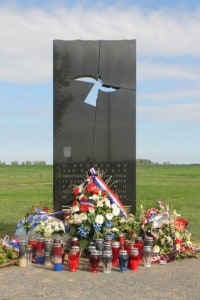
[0,0,200,165]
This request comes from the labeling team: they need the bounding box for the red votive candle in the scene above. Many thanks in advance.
[129,248,140,271]
[89,250,101,273]
[134,237,144,263]
[68,250,79,272]
[111,241,120,266]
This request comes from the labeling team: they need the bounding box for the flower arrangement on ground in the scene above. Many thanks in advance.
[68,168,140,253]
[140,198,198,261]
[15,204,51,235]
[15,204,65,238]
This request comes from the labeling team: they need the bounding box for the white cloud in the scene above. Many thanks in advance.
[0,4,200,83]
[139,89,200,101]
[138,61,200,81]
[138,103,200,121]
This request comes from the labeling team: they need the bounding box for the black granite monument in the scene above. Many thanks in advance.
[53,40,136,212]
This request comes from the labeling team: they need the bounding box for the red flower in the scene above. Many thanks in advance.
[73,187,81,196]
[85,182,99,194]
[80,196,88,202]
[42,206,49,212]
[72,200,79,207]
[174,218,188,230]
[80,204,89,212]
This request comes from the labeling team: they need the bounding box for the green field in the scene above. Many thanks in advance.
[0,164,200,241]
[0,165,53,237]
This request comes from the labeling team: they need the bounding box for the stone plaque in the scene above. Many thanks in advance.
[53,40,136,212]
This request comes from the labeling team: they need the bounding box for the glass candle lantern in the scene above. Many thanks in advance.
[28,237,37,263]
[44,239,53,266]
[88,245,96,255]
[111,241,120,266]
[19,240,27,267]
[118,250,128,273]
[89,250,101,273]
[145,236,153,248]
[102,250,112,274]
[36,238,45,265]
[53,255,63,271]
[128,248,140,271]
[103,241,112,251]
[143,245,153,267]
[68,250,79,272]
[104,235,112,245]
[134,237,144,263]
[95,238,104,251]
[26,245,33,267]
[71,246,80,267]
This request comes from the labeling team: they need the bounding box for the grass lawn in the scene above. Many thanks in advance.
[0,165,53,237]
[136,164,200,241]
[0,164,199,241]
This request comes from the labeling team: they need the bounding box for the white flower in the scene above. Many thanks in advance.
[88,207,95,214]
[104,198,111,208]
[89,194,99,201]
[58,222,65,232]
[111,227,119,232]
[80,213,88,222]
[52,221,59,229]
[153,245,160,254]
[120,217,126,223]
[96,199,104,207]
[106,213,113,221]
[185,241,192,247]
[161,238,165,245]
[167,236,173,245]
[44,224,53,233]
[112,204,120,216]
[95,214,104,225]
[185,232,191,240]
[73,213,83,225]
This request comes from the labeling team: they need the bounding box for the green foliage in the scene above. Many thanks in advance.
[0,243,18,264]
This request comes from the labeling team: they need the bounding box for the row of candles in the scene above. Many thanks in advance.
[18,234,154,273]
[19,237,68,271]
[87,234,154,273]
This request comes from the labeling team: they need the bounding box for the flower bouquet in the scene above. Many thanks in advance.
[15,204,65,238]
[35,217,65,238]
[141,198,198,261]
[68,168,140,254]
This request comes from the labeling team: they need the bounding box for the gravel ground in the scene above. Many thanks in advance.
[0,258,200,300]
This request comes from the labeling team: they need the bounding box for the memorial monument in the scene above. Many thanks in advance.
[53,40,136,212]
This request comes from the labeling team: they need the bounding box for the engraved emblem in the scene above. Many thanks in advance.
[63,146,72,158]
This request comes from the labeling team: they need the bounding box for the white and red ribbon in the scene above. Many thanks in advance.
[89,167,128,218]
